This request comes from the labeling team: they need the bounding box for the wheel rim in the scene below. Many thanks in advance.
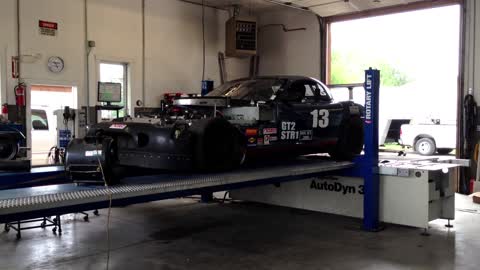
[418,141,431,154]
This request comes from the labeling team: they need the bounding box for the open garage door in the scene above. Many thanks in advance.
[325,2,462,158]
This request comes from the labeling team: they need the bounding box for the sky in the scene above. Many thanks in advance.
[330,4,461,122]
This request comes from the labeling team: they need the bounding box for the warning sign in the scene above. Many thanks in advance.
[39,20,58,36]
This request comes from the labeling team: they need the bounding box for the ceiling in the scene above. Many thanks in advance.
[183,0,430,17]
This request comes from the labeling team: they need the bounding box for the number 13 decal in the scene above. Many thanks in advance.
[310,109,329,128]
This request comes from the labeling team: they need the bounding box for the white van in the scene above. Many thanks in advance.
[31,107,57,165]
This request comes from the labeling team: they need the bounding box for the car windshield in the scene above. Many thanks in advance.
[207,79,287,101]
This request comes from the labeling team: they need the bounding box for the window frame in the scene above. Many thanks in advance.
[98,61,129,118]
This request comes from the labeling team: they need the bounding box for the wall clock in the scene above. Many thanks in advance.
[47,56,64,73]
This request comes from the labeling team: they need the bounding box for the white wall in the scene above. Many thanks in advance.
[0,0,251,111]
[146,0,220,105]
[0,0,19,104]
[87,0,142,109]
[19,0,86,100]
[257,8,321,79]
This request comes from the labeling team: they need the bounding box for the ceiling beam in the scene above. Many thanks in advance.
[325,0,463,23]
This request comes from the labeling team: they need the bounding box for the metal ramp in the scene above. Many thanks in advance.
[0,159,353,224]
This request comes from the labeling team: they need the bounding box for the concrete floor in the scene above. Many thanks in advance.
[1,194,480,270]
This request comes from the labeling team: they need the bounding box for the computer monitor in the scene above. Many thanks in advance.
[98,82,122,104]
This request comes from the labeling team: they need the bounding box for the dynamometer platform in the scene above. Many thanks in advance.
[0,159,353,224]
[0,166,66,190]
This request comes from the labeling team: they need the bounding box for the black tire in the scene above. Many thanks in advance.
[329,115,364,160]
[437,148,453,155]
[190,118,246,171]
[415,137,436,156]
[0,138,18,160]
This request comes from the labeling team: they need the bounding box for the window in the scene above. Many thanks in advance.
[304,85,315,97]
[31,109,49,130]
[99,62,128,119]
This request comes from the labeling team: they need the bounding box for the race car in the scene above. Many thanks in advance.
[65,76,364,184]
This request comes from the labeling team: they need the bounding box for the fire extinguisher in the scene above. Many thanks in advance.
[14,83,26,107]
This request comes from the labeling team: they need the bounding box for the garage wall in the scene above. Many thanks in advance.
[144,0,240,105]
[0,0,85,105]
[257,8,321,79]
[464,0,480,101]
[87,0,142,109]
[0,0,250,111]
[19,0,86,103]
[0,0,17,105]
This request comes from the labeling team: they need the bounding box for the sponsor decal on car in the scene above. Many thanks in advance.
[110,124,127,129]
[245,128,258,136]
[281,121,299,140]
[85,150,102,157]
[299,130,313,141]
[264,135,278,145]
[263,128,277,135]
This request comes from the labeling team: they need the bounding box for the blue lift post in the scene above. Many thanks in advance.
[331,68,381,231]
[361,68,380,231]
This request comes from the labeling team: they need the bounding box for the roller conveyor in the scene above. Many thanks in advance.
[0,159,353,223]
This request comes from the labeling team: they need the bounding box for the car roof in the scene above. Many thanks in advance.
[227,76,320,83]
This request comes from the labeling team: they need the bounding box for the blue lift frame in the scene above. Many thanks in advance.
[361,68,380,231]
[0,69,381,232]
[344,68,381,231]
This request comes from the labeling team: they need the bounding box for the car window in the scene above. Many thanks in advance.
[276,80,307,102]
[317,82,333,100]
[32,110,49,130]
[207,79,287,101]
[304,85,315,97]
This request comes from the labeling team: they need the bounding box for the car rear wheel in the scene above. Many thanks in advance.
[329,115,364,160]
[191,118,246,171]
[415,137,436,156]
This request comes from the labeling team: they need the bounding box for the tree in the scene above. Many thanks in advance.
[330,51,410,87]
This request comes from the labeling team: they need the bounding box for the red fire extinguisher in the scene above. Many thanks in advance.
[14,83,26,107]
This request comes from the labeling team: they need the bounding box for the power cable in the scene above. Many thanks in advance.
[93,140,113,270]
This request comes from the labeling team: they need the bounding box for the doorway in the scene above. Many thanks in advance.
[30,85,75,165]
[327,4,461,157]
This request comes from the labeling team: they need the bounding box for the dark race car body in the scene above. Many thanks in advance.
[65,76,364,184]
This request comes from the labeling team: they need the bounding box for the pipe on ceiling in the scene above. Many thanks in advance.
[262,0,311,12]
[177,0,227,10]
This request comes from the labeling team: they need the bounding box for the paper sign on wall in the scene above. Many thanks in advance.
[39,20,58,36]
